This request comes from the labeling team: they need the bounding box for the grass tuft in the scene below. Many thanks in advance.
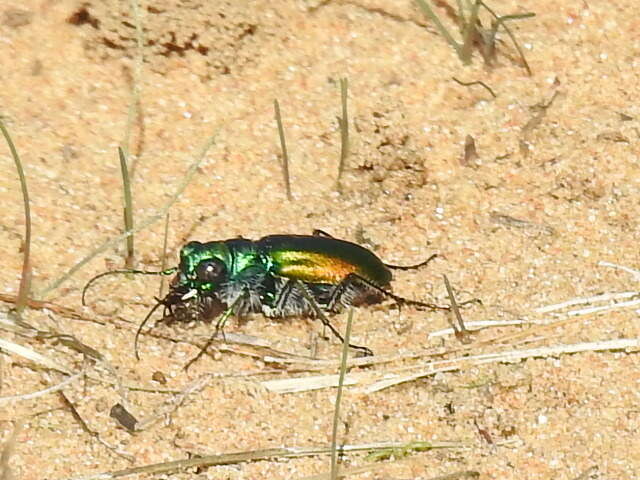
[414,0,534,74]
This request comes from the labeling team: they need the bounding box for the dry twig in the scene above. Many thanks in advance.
[66,441,474,480]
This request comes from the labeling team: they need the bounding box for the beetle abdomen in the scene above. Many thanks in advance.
[259,234,392,286]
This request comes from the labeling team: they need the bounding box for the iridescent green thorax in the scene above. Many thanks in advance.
[178,239,265,292]
[259,235,392,286]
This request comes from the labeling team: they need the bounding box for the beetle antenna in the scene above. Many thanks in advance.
[82,267,177,306]
[134,298,165,360]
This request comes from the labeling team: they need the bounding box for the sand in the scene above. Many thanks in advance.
[1,0,639,479]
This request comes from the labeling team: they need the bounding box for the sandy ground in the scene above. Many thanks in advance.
[1,0,639,479]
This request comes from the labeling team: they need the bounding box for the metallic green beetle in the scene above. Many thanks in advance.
[83,231,449,359]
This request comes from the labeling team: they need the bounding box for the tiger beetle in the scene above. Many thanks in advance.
[83,230,459,365]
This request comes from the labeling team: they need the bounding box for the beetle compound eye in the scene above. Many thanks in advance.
[195,259,225,283]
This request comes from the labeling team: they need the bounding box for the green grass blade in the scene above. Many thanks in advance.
[0,119,32,313]
[118,147,135,268]
[158,213,170,297]
[460,0,481,64]
[414,0,463,60]
[335,78,349,193]
[122,0,145,178]
[38,131,219,298]
[481,2,535,76]
[274,99,293,201]
[330,308,354,480]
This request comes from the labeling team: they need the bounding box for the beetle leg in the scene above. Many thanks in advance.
[325,275,352,312]
[384,253,438,271]
[260,278,300,317]
[329,273,453,312]
[293,280,373,357]
[312,229,335,238]
[184,289,248,370]
[274,278,296,314]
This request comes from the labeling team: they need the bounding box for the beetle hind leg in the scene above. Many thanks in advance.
[324,275,384,313]
[267,278,373,356]
[262,278,315,318]
[328,273,452,312]
[312,229,334,238]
